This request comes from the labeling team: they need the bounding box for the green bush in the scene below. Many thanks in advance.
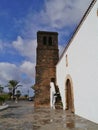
[0,93,9,105]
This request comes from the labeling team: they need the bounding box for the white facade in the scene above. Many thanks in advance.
[56,0,98,123]
[50,82,56,109]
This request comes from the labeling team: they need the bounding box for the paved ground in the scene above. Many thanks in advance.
[0,100,98,130]
[0,104,9,111]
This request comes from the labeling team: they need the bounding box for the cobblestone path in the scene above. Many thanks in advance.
[0,100,98,130]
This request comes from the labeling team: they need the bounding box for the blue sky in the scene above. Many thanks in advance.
[0,0,92,94]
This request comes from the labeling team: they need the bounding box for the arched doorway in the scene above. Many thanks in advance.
[65,77,75,113]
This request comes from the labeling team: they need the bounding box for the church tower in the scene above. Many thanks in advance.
[34,31,59,107]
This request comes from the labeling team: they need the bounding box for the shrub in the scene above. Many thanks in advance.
[0,93,9,105]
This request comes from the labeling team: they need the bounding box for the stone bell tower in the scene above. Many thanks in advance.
[34,31,59,107]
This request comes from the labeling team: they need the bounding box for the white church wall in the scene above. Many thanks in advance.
[56,56,66,109]
[56,1,98,123]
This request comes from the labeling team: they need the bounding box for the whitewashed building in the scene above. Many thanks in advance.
[55,0,98,123]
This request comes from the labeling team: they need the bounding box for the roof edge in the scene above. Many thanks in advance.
[58,0,97,63]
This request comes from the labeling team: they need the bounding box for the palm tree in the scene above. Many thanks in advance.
[0,85,4,94]
[8,80,22,100]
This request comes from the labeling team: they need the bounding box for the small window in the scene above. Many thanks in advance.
[66,54,68,67]
[97,9,98,16]
[43,36,47,45]
[48,36,52,46]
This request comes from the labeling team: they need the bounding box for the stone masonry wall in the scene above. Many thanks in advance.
[34,31,59,107]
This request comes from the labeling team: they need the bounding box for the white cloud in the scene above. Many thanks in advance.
[12,36,37,62]
[43,0,92,28]
[0,62,34,95]
[0,40,6,52]
[0,40,3,51]
[20,0,92,45]
[0,62,35,88]
[20,61,35,78]
[0,62,21,85]
[22,0,92,32]
[0,37,36,87]
[0,39,15,55]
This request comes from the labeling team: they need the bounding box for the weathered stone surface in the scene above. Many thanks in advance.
[34,31,59,107]
[0,101,98,130]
